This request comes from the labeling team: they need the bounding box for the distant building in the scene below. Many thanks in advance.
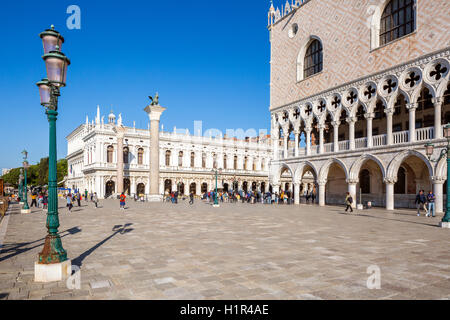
[66,107,273,199]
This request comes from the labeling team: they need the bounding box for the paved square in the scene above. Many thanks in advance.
[1,199,450,300]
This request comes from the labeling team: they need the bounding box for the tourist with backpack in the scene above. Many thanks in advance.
[345,192,353,213]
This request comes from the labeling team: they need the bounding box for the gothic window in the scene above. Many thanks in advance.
[359,169,371,194]
[107,145,114,163]
[190,152,195,168]
[394,167,406,194]
[138,148,144,165]
[394,94,406,115]
[202,153,206,168]
[374,100,386,120]
[123,147,129,164]
[178,151,183,167]
[234,155,238,170]
[244,157,248,170]
[261,159,265,171]
[303,39,323,78]
[165,150,171,166]
[380,0,415,46]
[223,155,227,169]
[417,88,433,111]
[252,161,256,171]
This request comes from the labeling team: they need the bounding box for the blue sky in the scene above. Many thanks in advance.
[0,0,273,169]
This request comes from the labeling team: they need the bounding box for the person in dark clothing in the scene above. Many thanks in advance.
[189,192,194,205]
[345,192,353,213]
[415,190,427,217]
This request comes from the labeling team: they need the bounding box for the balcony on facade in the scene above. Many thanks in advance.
[277,126,439,160]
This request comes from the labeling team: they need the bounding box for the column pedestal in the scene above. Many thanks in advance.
[385,179,395,211]
[35,260,72,283]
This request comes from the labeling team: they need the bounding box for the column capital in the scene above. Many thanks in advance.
[406,102,418,111]
[144,104,166,122]
[346,179,358,185]
[317,179,327,186]
[432,97,443,105]
[305,125,312,133]
[293,128,301,135]
[364,112,375,120]
[431,176,446,184]
[331,120,341,127]
[318,124,326,131]
[346,117,357,124]
[384,108,394,116]
[384,177,397,185]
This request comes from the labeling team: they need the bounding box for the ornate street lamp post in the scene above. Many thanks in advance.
[34,25,71,282]
[425,124,450,228]
[212,168,222,207]
[21,151,31,214]
[19,169,24,203]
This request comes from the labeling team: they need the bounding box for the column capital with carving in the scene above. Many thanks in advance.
[384,177,397,184]
[364,113,375,120]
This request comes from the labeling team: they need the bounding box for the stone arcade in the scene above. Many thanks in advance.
[267,0,450,211]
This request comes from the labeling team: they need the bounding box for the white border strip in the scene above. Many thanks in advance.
[0,205,13,252]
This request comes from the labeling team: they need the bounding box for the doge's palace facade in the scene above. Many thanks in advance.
[268,0,450,211]
[66,107,272,199]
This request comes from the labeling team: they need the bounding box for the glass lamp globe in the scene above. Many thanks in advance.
[36,79,51,106]
[42,49,70,87]
[444,124,450,139]
[425,143,434,159]
[39,25,64,54]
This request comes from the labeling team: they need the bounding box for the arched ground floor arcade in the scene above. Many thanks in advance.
[270,148,448,212]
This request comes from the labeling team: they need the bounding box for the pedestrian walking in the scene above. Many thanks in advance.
[119,192,126,210]
[43,194,48,210]
[85,189,88,202]
[66,194,73,213]
[93,192,99,208]
[30,193,38,207]
[415,190,427,216]
[76,193,81,207]
[345,192,353,212]
[189,192,194,205]
[427,190,436,217]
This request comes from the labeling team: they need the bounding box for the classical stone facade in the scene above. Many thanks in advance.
[66,107,272,199]
[268,0,450,211]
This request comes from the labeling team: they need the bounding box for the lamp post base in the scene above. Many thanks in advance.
[440,222,450,229]
[147,194,163,202]
[356,204,364,210]
[21,209,31,214]
[34,260,72,282]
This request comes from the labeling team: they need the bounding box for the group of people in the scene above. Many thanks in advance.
[65,191,99,212]
[415,190,436,217]
[29,192,48,209]
[162,189,317,206]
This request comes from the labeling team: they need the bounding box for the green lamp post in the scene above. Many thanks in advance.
[425,123,450,228]
[19,169,24,203]
[211,168,222,207]
[35,25,70,266]
[21,151,31,213]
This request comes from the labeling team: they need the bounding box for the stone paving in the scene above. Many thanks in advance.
[0,198,450,300]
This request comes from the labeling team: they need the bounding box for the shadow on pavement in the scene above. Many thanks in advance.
[0,293,8,299]
[0,227,82,263]
[355,213,440,228]
[72,223,133,268]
